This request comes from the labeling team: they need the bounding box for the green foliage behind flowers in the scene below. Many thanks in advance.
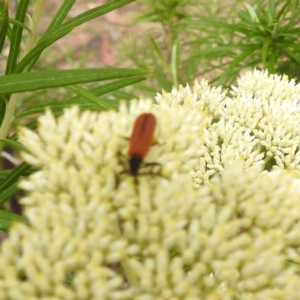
[186,0,300,86]
[122,0,300,93]
[0,0,149,220]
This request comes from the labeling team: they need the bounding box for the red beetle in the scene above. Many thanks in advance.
[127,113,157,176]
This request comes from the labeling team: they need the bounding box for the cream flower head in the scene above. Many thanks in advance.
[0,99,206,299]
[156,70,300,185]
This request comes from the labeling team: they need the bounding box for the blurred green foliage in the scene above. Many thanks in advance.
[121,0,300,92]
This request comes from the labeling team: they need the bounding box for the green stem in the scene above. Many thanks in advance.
[170,43,178,89]
[0,0,46,150]
[0,95,21,147]
[23,0,46,58]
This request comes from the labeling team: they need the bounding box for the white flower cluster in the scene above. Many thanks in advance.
[157,70,300,185]
[0,70,300,299]
[116,164,300,300]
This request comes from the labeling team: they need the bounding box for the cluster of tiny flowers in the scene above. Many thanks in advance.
[1,70,300,299]
[0,100,206,299]
[156,70,300,185]
[116,163,300,300]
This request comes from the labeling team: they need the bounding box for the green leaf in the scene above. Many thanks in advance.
[46,1,76,33]
[244,3,259,23]
[0,0,8,54]
[17,101,114,119]
[0,183,18,205]
[15,76,146,118]
[0,162,32,195]
[183,20,250,35]
[14,0,135,73]
[277,0,291,21]
[4,17,31,31]
[0,98,6,126]
[63,0,135,29]
[0,169,12,177]
[267,51,277,73]
[150,37,169,69]
[217,47,258,85]
[282,45,300,64]
[268,0,276,19]
[0,138,27,152]
[65,85,115,110]
[149,44,172,91]
[0,68,149,95]
[73,76,145,100]
[0,209,29,231]
[15,26,75,74]
[26,1,76,71]
[111,91,136,101]
[261,38,271,65]
[170,41,179,88]
[5,0,30,75]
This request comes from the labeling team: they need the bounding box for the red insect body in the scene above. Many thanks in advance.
[128,113,156,176]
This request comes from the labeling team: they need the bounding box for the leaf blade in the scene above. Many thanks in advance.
[0,68,150,95]
[0,209,29,232]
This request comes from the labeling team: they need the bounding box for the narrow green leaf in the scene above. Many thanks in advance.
[0,97,6,125]
[131,83,155,94]
[46,0,76,33]
[244,3,259,23]
[282,45,300,64]
[17,102,112,119]
[261,38,271,65]
[0,68,149,95]
[266,0,275,19]
[217,47,258,85]
[188,44,252,57]
[150,37,168,68]
[65,85,115,110]
[277,0,291,21]
[183,20,250,35]
[5,17,31,31]
[170,42,179,88]
[0,169,12,177]
[83,76,145,99]
[0,138,27,152]
[0,209,29,231]
[5,0,30,75]
[284,42,300,51]
[26,1,76,71]
[0,162,32,194]
[15,0,135,73]
[150,48,172,92]
[267,51,277,73]
[63,0,135,29]
[111,91,135,101]
[14,26,74,73]
[0,0,8,54]
[0,216,12,231]
[0,183,19,205]
[16,77,145,118]
[278,26,300,36]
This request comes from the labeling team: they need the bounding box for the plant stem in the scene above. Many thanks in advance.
[23,0,46,57]
[0,0,46,150]
[0,95,21,144]
[171,43,178,89]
